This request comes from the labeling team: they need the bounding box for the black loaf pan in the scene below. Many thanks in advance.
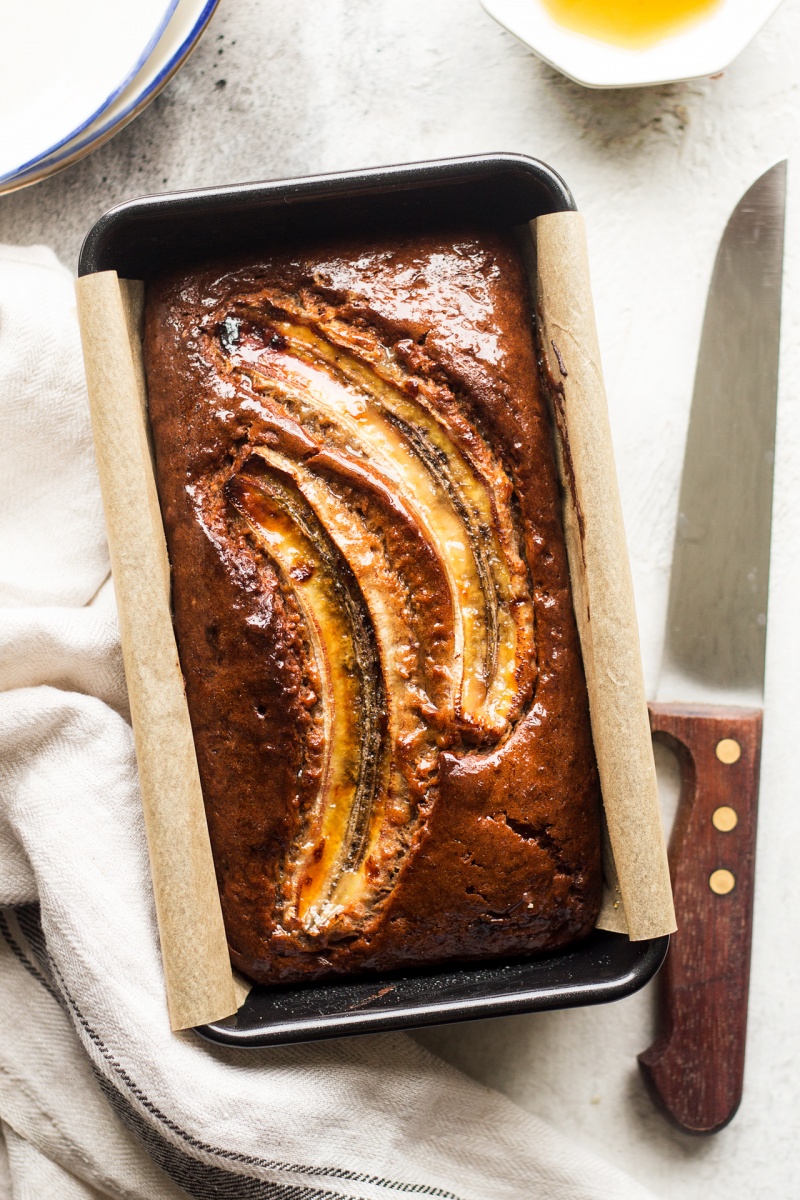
[79,153,669,1048]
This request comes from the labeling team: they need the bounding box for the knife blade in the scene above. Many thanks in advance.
[638,161,786,1135]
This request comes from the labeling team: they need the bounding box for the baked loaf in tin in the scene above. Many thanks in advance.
[143,229,603,985]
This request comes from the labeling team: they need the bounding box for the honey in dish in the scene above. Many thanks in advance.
[541,0,722,48]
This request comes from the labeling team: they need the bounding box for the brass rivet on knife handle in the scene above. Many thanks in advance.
[716,738,742,764]
[712,806,738,832]
[75,270,238,1032]
[533,212,676,942]
[709,868,736,895]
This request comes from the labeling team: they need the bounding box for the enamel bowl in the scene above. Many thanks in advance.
[481,0,785,88]
[0,0,218,194]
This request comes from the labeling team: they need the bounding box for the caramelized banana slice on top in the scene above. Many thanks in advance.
[217,314,534,740]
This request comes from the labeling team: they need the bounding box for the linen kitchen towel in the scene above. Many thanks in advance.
[0,243,658,1200]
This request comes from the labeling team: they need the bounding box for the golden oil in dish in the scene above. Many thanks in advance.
[541,0,723,48]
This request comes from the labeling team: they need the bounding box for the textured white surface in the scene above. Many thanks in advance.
[0,1,798,1196]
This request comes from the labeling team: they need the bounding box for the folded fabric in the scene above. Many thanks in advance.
[0,243,658,1200]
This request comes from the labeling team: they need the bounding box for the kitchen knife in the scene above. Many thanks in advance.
[638,162,786,1135]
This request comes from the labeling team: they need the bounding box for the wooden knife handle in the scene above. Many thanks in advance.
[638,702,763,1134]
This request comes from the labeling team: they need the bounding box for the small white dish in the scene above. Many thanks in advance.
[2,0,219,195]
[481,0,785,88]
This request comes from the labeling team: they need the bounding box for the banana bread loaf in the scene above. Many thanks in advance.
[143,228,603,985]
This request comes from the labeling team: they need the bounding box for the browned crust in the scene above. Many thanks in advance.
[143,228,603,984]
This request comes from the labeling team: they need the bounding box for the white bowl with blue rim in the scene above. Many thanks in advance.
[481,0,785,88]
[0,0,219,193]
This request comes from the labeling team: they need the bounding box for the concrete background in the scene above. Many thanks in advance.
[2,2,799,1195]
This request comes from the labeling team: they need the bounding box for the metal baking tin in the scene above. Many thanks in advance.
[79,153,669,1048]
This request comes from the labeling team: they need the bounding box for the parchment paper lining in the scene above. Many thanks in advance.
[75,213,674,1029]
[76,274,238,1031]
[533,213,675,939]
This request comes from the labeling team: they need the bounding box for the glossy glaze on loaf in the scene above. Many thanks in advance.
[143,229,603,984]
